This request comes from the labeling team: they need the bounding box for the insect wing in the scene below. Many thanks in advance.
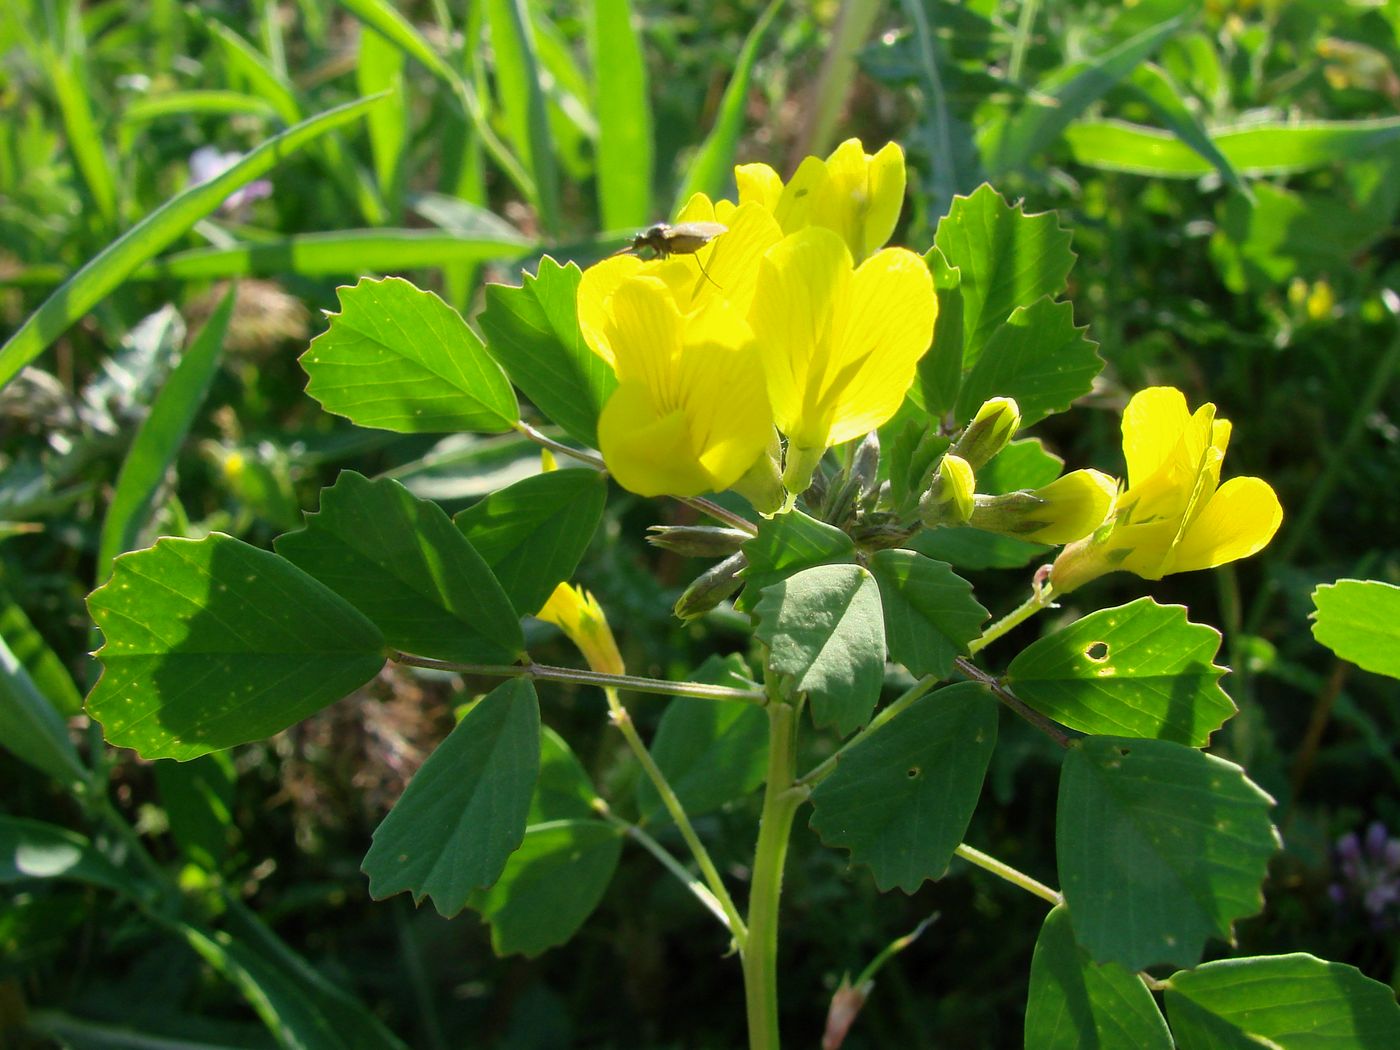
[661,222,728,255]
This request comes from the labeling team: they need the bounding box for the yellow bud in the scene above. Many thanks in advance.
[1306,280,1335,322]
[537,583,625,676]
[968,469,1117,545]
[950,397,1021,471]
[918,454,975,527]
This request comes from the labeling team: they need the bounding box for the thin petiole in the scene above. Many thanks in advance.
[954,842,1062,906]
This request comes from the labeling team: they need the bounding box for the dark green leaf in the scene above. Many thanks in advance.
[0,631,86,789]
[154,752,237,872]
[637,654,767,822]
[1311,580,1400,679]
[868,550,987,680]
[530,726,599,824]
[364,679,539,917]
[909,526,1050,571]
[754,564,885,736]
[473,819,623,957]
[978,438,1064,494]
[933,184,1075,367]
[0,584,82,717]
[454,467,606,617]
[809,682,996,892]
[276,471,523,663]
[87,533,386,760]
[1025,905,1172,1050]
[478,257,616,449]
[740,510,855,610]
[0,817,143,899]
[953,297,1102,427]
[910,247,964,416]
[1128,63,1247,197]
[97,286,234,581]
[1164,953,1400,1050]
[1008,599,1235,747]
[1058,737,1279,970]
[302,276,518,434]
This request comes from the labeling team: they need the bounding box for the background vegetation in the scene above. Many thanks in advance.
[2,0,1398,1045]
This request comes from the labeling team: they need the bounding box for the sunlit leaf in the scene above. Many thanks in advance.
[1311,579,1400,679]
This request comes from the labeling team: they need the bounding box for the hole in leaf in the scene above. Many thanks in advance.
[907,767,921,779]
[1085,641,1109,662]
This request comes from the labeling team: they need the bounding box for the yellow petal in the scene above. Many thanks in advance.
[603,277,683,391]
[862,141,906,257]
[750,227,850,447]
[578,255,645,368]
[598,382,714,497]
[1121,386,1190,489]
[1167,477,1283,574]
[1017,469,1118,545]
[675,192,718,224]
[651,201,782,316]
[823,246,936,445]
[675,336,774,491]
[736,162,783,211]
[774,155,826,233]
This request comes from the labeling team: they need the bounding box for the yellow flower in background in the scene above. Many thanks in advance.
[537,582,624,676]
[587,276,773,499]
[737,139,906,261]
[750,226,936,495]
[578,199,782,366]
[1051,387,1283,592]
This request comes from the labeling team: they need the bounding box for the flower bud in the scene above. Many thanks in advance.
[537,583,625,676]
[673,552,747,620]
[850,431,881,501]
[918,454,975,527]
[949,397,1021,471]
[646,525,751,558]
[967,469,1117,545]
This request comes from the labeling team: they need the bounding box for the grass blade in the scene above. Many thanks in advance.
[42,13,118,227]
[487,0,561,233]
[96,286,235,582]
[120,89,281,125]
[1127,63,1248,198]
[0,94,386,391]
[673,0,784,210]
[588,0,652,228]
[357,27,409,214]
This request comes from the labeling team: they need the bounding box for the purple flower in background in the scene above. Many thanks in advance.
[1329,821,1400,928]
[189,146,272,215]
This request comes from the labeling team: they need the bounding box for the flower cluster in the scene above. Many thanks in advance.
[1329,822,1400,929]
[578,139,934,512]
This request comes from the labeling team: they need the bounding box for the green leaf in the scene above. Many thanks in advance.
[363,679,539,917]
[933,185,1075,369]
[0,584,83,717]
[478,258,616,448]
[97,286,234,581]
[982,15,1184,173]
[637,654,767,823]
[0,817,143,899]
[1164,953,1400,1050]
[672,0,784,208]
[276,471,523,663]
[978,438,1064,494]
[1058,737,1279,970]
[120,88,281,124]
[0,628,86,790]
[808,682,997,892]
[154,752,237,872]
[530,726,599,824]
[357,27,407,210]
[486,0,561,233]
[885,419,950,515]
[754,564,885,736]
[1008,598,1236,747]
[909,247,964,416]
[868,550,988,680]
[87,534,387,761]
[136,229,530,280]
[0,95,384,390]
[1064,116,1400,179]
[43,27,118,227]
[740,510,856,609]
[302,276,519,434]
[909,527,1050,571]
[588,0,652,229]
[1127,63,1247,198]
[454,467,607,617]
[1311,580,1400,679]
[472,819,623,957]
[1025,905,1173,1050]
[953,297,1102,427]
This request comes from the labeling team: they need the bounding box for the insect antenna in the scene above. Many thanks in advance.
[692,251,721,290]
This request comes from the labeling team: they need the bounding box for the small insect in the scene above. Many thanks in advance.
[613,221,728,287]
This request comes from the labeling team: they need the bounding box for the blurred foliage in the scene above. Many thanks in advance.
[1,0,1398,1045]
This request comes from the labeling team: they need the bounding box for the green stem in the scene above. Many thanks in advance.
[390,652,765,704]
[604,687,748,947]
[742,696,805,1050]
[953,843,1061,905]
[599,808,732,931]
[1008,0,1041,83]
[968,582,1055,654]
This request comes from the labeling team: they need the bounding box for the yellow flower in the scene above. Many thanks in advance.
[737,139,906,261]
[586,275,773,499]
[749,226,936,495]
[578,198,782,367]
[537,583,624,676]
[1051,387,1283,592]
